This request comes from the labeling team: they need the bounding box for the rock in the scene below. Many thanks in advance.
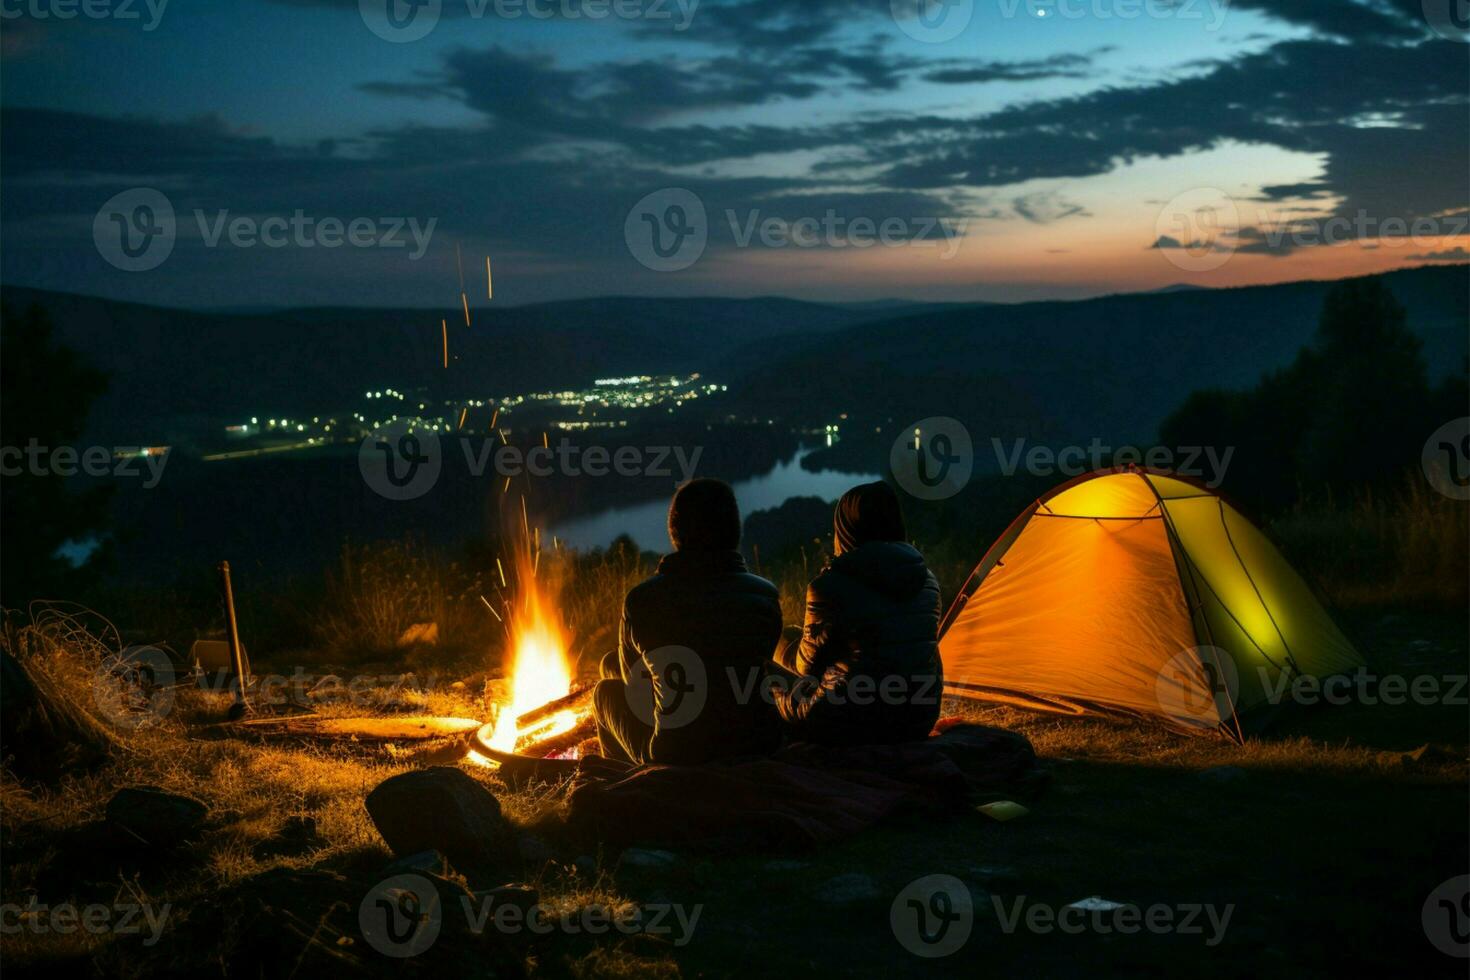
[1197,765,1247,784]
[106,786,207,847]
[620,848,678,869]
[815,873,881,904]
[365,767,513,883]
[253,815,327,860]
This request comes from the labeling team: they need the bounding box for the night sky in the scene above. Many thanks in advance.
[2,0,1467,307]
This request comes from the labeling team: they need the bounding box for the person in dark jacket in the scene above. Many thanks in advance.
[593,478,784,765]
[773,481,943,744]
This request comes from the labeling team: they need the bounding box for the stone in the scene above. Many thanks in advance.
[365,767,512,883]
[105,786,207,847]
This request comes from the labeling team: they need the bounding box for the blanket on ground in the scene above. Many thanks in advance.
[504,721,1047,851]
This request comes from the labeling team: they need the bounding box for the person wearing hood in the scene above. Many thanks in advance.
[774,481,944,744]
[593,478,784,765]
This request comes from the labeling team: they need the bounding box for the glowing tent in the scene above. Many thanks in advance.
[938,469,1364,741]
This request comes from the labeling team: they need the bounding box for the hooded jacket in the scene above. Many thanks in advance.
[776,540,944,743]
[619,549,784,764]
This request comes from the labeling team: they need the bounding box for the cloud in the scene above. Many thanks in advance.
[1407,246,1470,262]
[925,52,1106,86]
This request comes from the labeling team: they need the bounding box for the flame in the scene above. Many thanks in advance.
[477,531,578,759]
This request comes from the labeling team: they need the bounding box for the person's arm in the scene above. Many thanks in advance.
[795,575,843,677]
[616,596,640,683]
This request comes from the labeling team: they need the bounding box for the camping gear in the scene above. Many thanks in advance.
[939,468,1364,741]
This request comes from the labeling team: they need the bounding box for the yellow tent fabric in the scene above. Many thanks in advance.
[939,469,1364,739]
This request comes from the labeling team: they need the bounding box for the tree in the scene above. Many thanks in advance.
[1160,277,1436,514]
[0,304,112,605]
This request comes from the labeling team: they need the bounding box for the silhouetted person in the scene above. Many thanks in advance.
[774,481,943,744]
[593,478,783,765]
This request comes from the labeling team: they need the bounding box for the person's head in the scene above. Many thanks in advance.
[667,478,741,552]
[833,481,907,556]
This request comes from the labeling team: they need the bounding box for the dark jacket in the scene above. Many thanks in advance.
[619,549,783,764]
[776,541,943,744]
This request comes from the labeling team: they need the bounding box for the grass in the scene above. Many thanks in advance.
[2,507,1466,977]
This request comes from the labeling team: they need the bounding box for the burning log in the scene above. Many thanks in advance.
[514,684,592,729]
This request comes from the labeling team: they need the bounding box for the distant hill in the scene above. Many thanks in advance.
[726,264,1470,464]
[4,266,1464,454]
[0,289,922,444]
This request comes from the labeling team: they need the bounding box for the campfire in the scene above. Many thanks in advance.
[469,522,596,766]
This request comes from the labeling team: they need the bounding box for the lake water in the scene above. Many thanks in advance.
[552,448,880,553]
